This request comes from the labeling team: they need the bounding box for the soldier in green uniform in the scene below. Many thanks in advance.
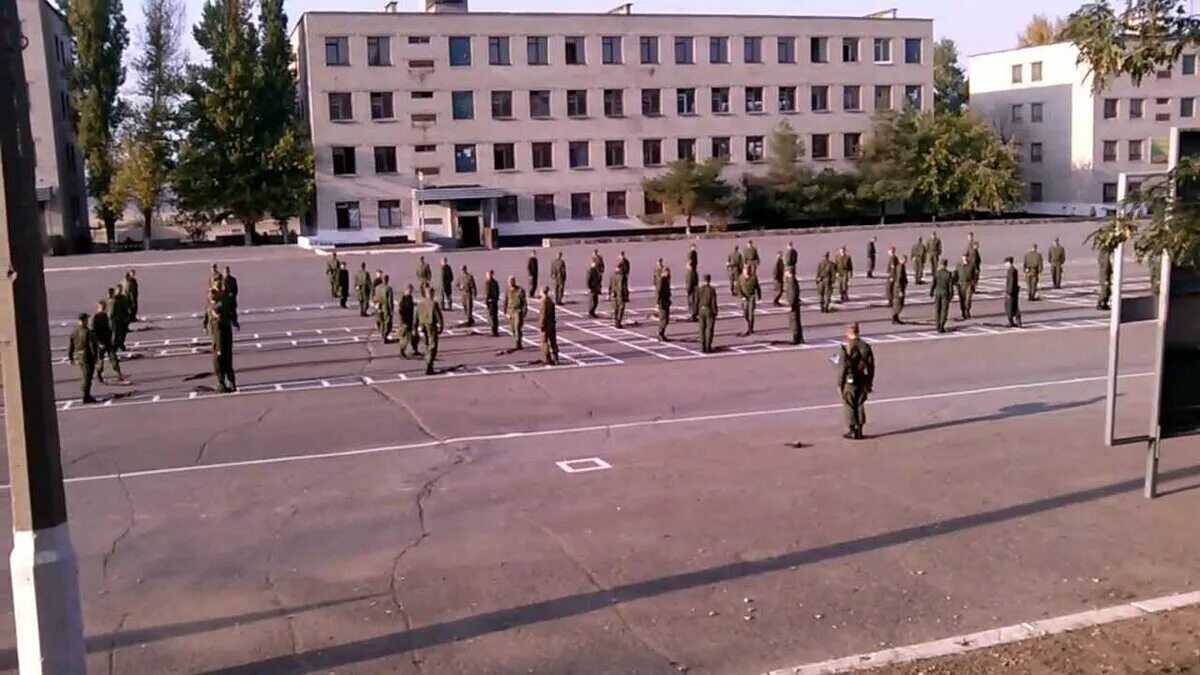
[586,260,603,318]
[485,270,501,336]
[372,269,384,294]
[968,239,982,292]
[374,274,395,342]
[1048,237,1067,289]
[202,282,223,334]
[726,245,743,296]
[1023,244,1044,301]
[656,266,672,341]
[771,252,786,306]
[785,241,798,271]
[617,250,631,277]
[837,322,875,440]
[885,246,899,307]
[397,284,420,358]
[892,255,909,324]
[354,263,373,316]
[745,239,760,274]
[609,266,629,328]
[910,236,927,285]
[928,232,943,280]
[651,257,665,289]
[222,266,240,329]
[106,287,131,351]
[835,246,854,301]
[335,262,350,309]
[504,276,527,350]
[67,313,100,403]
[687,243,699,271]
[955,254,975,319]
[325,252,340,298]
[457,264,477,326]
[210,304,237,393]
[550,252,567,304]
[527,251,540,297]
[931,258,953,333]
[784,267,803,345]
[439,257,454,310]
[123,270,139,322]
[738,265,761,336]
[1097,249,1113,310]
[816,252,835,313]
[415,256,432,293]
[416,287,443,375]
[866,237,877,278]
[685,260,699,321]
[696,274,719,353]
[539,287,559,365]
[91,300,124,383]
[1004,257,1022,327]
[592,249,606,277]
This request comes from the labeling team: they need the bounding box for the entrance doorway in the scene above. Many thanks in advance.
[458,215,481,248]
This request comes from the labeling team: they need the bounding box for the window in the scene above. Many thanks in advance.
[1030,142,1043,163]
[709,36,729,64]
[604,89,624,117]
[1011,103,1023,122]
[644,195,663,215]
[411,113,437,124]
[843,132,862,158]
[640,36,659,64]
[1102,182,1118,203]
[491,91,513,119]
[374,146,397,173]
[451,91,474,120]
[449,36,471,66]
[811,37,828,63]
[493,143,515,170]
[1130,98,1144,119]
[677,87,696,115]
[527,36,549,65]
[1030,182,1043,202]
[367,36,391,66]
[534,194,556,221]
[1103,98,1118,119]
[1128,139,1143,162]
[1031,61,1043,82]
[602,36,622,64]
[454,144,476,172]
[408,58,434,69]
[842,85,861,111]
[530,90,551,118]
[711,136,731,159]
[905,85,923,109]
[746,135,765,162]
[408,36,430,44]
[873,38,892,63]
[779,86,797,113]
[1031,102,1044,123]
[677,138,696,161]
[605,140,625,167]
[642,88,662,116]
[64,142,76,173]
[1157,69,1172,79]
[777,36,796,63]
[811,85,829,112]
[607,191,627,218]
[745,86,764,113]
[570,193,592,219]
[414,144,436,153]
[1184,54,1196,76]
[642,139,663,166]
[328,92,352,121]
[496,195,519,222]
[903,38,921,64]
[325,36,349,65]
[487,36,510,65]
[842,37,859,62]
[59,91,69,121]
[1156,97,1171,105]
[675,36,694,64]
[1156,112,1171,122]
[1182,97,1196,118]
[378,200,401,228]
[565,36,586,65]
[569,140,590,168]
[332,146,356,175]
[1102,140,1118,162]
[532,142,553,169]
[810,134,830,160]
[711,87,730,114]
[567,90,588,117]
[335,201,360,230]
[874,85,892,111]
[411,91,434,100]
[744,36,762,63]
[370,92,394,120]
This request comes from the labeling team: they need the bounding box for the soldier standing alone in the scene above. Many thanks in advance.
[885,246,899,307]
[67,313,99,403]
[1049,237,1067,289]
[910,236,927,285]
[930,259,953,333]
[892,255,909,325]
[656,266,672,341]
[955,254,975,319]
[685,260,699,321]
[374,274,395,342]
[816,252,835,313]
[416,287,443,375]
[527,251,540,297]
[539,287,559,365]
[785,241,799,271]
[1024,244,1044,301]
[326,252,340,298]
[738,265,761,336]
[123,270,139,322]
[745,239,760,274]
[837,322,875,440]
[784,268,803,345]
[484,270,501,336]
[1005,257,1022,327]
[586,261,603,318]
[504,276,527,350]
[687,243,699,271]
[415,256,432,293]
[771,252,785,306]
[866,237,877,278]
[726,245,743,296]
[210,304,237,393]
[550,252,567,304]
[696,274,719,353]
[609,266,629,328]
[354,263,372,316]
[439,257,454,310]
[457,265,477,326]
[835,246,854,301]
[335,262,350,308]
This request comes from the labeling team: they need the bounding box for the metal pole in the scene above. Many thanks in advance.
[1145,434,1161,499]
[1144,250,1173,499]
[1105,240,1124,447]
[0,0,86,670]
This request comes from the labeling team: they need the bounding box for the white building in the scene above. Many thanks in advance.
[291,0,933,246]
[969,42,1199,217]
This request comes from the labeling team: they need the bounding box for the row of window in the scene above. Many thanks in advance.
[1010,54,1197,86]
[1100,138,1173,164]
[329,133,864,177]
[327,84,923,122]
[1010,102,1045,123]
[324,33,924,68]
[1101,96,1195,121]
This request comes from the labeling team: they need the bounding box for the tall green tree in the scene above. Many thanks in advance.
[256,0,313,230]
[642,159,735,234]
[933,38,969,115]
[1017,14,1067,48]
[67,0,129,246]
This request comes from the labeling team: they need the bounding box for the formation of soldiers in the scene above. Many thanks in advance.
[66,270,139,403]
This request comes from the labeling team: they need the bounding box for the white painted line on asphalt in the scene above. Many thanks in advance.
[45,255,292,273]
[766,590,1200,675]
[555,457,613,474]
[30,371,1149,487]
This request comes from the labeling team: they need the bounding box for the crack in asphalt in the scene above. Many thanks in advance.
[518,371,554,400]
[106,612,129,675]
[102,474,135,590]
[367,385,442,443]
[264,505,302,663]
[193,403,276,466]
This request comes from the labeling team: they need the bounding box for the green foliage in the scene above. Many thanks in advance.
[933,39,968,115]
[1017,13,1068,48]
[1087,159,1200,268]
[641,158,736,234]
[67,0,129,244]
[1063,1,1200,91]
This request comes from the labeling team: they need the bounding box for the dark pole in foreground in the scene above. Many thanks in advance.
[0,0,86,670]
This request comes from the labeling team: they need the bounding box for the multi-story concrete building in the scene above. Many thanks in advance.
[18,0,90,252]
[970,42,1200,217]
[291,0,933,246]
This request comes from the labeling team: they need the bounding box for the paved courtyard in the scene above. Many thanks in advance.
[1,219,1196,674]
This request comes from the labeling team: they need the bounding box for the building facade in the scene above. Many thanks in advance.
[291,0,933,246]
[18,0,90,252]
[970,42,1200,217]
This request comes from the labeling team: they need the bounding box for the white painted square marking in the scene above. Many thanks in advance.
[556,457,612,474]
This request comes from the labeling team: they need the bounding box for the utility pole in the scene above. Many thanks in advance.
[0,0,87,670]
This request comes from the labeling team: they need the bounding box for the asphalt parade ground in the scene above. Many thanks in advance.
[0,219,1197,674]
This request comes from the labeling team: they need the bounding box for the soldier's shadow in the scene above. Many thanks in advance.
[868,395,1109,439]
